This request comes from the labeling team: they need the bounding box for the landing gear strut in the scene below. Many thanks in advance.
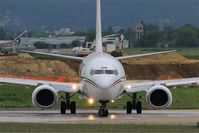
[126,93,142,114]
[60,93,76,114]
[98,101,109,117]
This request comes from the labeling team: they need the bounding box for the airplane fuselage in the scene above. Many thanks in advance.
[80,52,126,101]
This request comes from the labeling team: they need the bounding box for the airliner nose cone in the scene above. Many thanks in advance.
[95,77,115,89]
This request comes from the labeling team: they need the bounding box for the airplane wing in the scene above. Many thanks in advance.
[0,40,13,45]
[117,50,176,61]
[0,77,82,93]
[124,77,199,93]
[21,50,84,62]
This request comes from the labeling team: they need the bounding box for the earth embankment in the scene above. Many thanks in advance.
[0,53,199,81]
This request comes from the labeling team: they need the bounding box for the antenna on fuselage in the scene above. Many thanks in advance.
[95,0,103,53]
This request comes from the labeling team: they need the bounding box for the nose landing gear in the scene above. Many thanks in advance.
[98,101,109,117]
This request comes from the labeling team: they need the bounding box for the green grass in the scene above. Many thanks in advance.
[1,84,199,109]
[0,123,198,132]
[0,84,34,108]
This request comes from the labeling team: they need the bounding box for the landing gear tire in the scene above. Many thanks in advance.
[105,109,109,117]
[98,101,109,117]
[126,101,132,114]
[61,101,66,114]
[70,101,76,114]
[98,109,104,117]
[136,101,142,114]
[60,93,77,114]
[98,109,108,117]
[126,93,143,114]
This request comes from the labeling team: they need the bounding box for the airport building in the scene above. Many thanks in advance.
[0,40,13,48]
[20,36,86,49]
[54,28,75,36]
[0,39,35,55]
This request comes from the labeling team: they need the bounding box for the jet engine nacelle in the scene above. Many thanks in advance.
[146,85,172,109]
[32,85,58,109]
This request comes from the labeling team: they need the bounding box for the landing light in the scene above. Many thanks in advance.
[88,115,95,121]
[88,98,95,105]
[126,85,132,89]
[72,84,78,91]
[110,115,116,120]
[111,100,115,103]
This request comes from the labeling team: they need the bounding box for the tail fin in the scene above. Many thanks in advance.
[95,0,103,53]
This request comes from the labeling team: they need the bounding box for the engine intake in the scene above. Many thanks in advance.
[32,85,58,109]
[146,85,172,109]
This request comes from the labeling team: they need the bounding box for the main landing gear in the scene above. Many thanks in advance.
[60,93,76,114]
[98,101,109,117]
[126,93,142,114]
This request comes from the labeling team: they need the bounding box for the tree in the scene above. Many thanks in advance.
[0,28,6,40]
[71,40,81,47]
[73,31,86,36]
[33,41,50,49]
[132,39,139,48]
[103,26,114,35]
[85,29,96,42]
[60,43,71,48]
[0,28,12,40]
[173,24,199,47]
[138,29,162,48]
[144,24,159,31]
[117,28,135,41]
[26,31,52,37]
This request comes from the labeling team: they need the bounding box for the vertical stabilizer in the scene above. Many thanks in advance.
[95,0,103,53]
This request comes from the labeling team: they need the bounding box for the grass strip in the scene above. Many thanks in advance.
[0,123,199,133]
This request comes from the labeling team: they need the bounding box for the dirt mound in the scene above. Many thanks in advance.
[122,52,199,64]
[121,52,199,80]
[0,54,78,82]
[18,53,34,59]
[1,52,199,81]
[123,63,199,80]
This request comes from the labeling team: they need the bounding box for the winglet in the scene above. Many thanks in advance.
[95,0,103,53]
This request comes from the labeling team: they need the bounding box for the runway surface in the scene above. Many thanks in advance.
[0,109,199,125]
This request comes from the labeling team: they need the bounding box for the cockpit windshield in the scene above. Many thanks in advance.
[105,70,114,74]
[95,70,104,74]
[90,70,118,76]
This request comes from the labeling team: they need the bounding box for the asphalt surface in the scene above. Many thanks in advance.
[0,109,199,125]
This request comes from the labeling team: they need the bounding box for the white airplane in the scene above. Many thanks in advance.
[1,0,199,117]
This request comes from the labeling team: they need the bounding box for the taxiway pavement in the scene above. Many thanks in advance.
[0,109,198,125]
